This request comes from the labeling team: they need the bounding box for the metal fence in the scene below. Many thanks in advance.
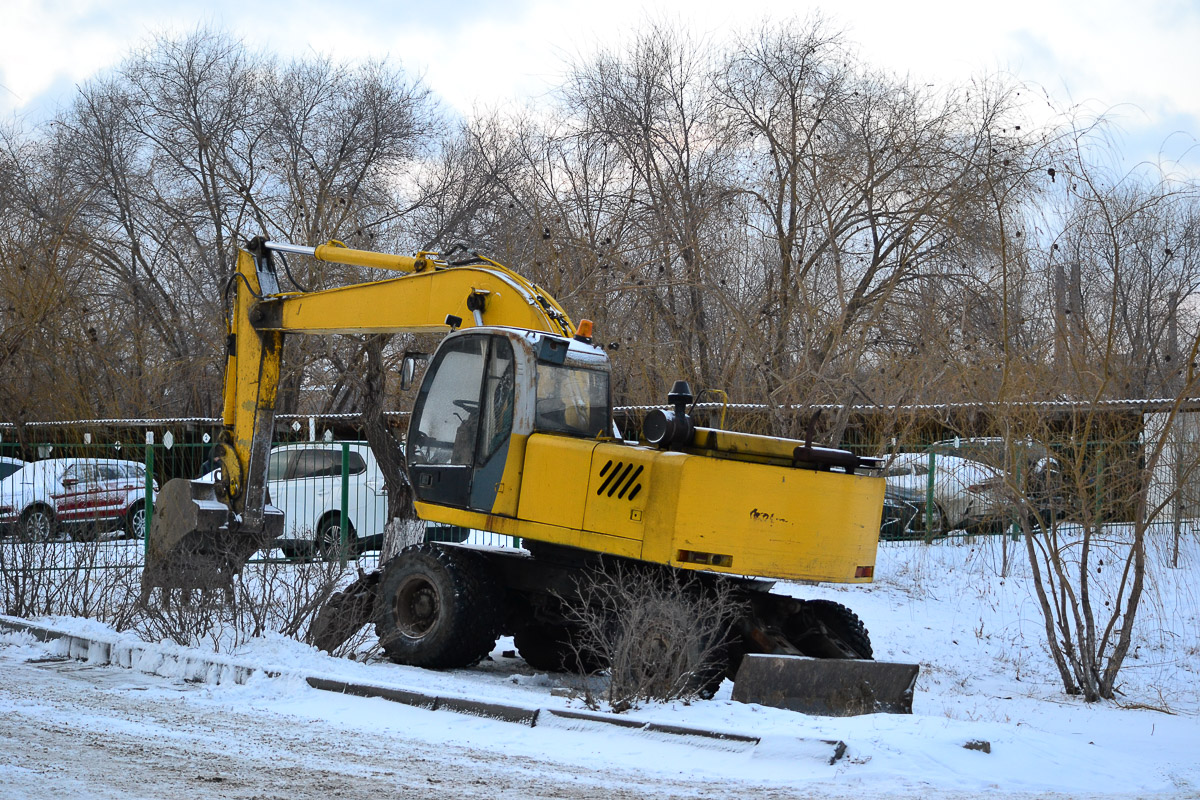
[870,432,1200,548]
[3,423,1197,562]
[0,435,519,575]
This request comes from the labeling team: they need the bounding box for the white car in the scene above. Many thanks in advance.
[199,442,469,558]
[0,458,157,541]
[0,457,25,481]
[264,442,389,557]
[883,452,1009,534]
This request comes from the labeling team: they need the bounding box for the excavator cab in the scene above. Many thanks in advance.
[407,331,518,510]
[407,327,611,516]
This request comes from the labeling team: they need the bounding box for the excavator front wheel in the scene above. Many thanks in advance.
[374,544,501,669]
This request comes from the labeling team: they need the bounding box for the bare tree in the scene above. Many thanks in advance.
[715,20,1035,440]
[560,24,741,396]
[985,123,1200,700]
[0,122,114,429]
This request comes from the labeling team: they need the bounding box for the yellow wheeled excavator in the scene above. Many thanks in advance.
[144,237,918,715]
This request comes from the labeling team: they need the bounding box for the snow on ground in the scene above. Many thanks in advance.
[2,531,1198,799]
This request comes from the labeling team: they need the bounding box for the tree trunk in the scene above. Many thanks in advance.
[361,334,421,561]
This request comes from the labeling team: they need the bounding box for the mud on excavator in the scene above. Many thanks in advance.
[144,237,918,715]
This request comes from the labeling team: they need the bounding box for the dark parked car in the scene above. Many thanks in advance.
[880,486,921,540]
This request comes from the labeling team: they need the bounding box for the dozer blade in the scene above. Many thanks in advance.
[731,654,919,716]
[142,479,284,596]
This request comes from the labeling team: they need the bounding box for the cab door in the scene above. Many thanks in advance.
[408,333,514,511]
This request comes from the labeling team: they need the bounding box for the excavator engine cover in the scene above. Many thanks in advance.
[142,479,284,595]
[731,654,919,716]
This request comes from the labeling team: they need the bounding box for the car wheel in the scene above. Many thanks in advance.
[20,506,56,542]
[125,500,147,539]
[918,503,948,538]
[317,515,357,558]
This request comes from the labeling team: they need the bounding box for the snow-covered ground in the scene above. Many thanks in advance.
[1,531,1198,799]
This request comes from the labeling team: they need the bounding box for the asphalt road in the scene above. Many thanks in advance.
[0,656,818,800]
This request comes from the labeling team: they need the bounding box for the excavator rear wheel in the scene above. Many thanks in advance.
[513,623,605,674]
[805,599,873,659]
[374,544,501,669]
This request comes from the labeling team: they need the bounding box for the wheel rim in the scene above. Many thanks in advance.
[130,507,146,539]
[318,519,353,555]
[393,574,441,639]
[24,511,51,541]
[320,524,341,549]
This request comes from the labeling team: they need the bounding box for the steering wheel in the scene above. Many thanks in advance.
[408,430,447,462]
[452,399,480,413]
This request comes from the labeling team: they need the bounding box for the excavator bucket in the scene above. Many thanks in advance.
[731,654,919,716]
[142,479,284,598]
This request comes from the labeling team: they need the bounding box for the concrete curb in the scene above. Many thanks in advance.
[0,616,845,763]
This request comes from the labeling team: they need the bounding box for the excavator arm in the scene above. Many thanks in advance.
[143,237,575,596]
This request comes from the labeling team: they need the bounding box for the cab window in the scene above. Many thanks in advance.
[409,336,489,467]
[477,342,515,463]
[535,364,610,438]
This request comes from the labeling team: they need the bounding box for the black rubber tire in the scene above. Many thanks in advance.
[317,515,357,558]
[20,506,56,542]
[514,623,606,673]
[374,544,501,668]
[806,599,873,659]
[124,500,147,539]
[922,503,948,538]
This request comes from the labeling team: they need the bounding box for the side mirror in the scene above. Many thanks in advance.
[399,351,430,391]
[400,356,416,391]
[60,477,79,488]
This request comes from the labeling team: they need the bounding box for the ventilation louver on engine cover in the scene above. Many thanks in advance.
[596,459,644,501]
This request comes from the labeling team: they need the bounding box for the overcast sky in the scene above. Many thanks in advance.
[1,0,1197,176]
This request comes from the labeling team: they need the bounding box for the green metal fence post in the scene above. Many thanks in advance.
[924,450,937,543]
[1012,456,1022,541]
[144,432,155,550]
[340,442,350,567]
